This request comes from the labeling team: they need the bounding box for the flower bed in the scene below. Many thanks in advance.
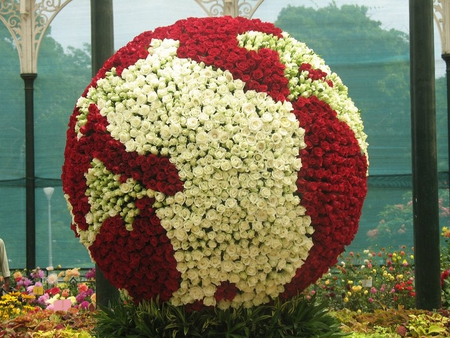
[0,268,96,337]
[305,246,416,312]
[2,242,450,337]
[3,267,96,316]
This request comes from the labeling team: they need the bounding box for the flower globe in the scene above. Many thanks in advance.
[62,16,368,309]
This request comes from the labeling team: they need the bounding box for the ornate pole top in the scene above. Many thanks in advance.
[434,0,450,54]
[195,0,264,18]
[0,0,72,74]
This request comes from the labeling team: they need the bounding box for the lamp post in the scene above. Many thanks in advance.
[195,0,264,18]
[43,187,54,267]
[0,0,72,270]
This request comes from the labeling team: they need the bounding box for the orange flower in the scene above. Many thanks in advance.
[77,283,88,293]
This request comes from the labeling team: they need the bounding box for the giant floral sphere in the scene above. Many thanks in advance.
[62,16,368,309]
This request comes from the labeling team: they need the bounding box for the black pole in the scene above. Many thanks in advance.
[443,54,450,190]
[21,73,37,271]
[409,0,441,310]
[91,0,119,307]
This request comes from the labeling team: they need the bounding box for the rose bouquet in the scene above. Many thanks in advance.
[62,16,368,309]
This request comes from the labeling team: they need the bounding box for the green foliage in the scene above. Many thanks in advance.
[407,312,450,337]
[304,247,416,313]
[332,308,450,337]
[365,190,449,249]
[366,193,413,248]
[440,227,450,308]
[275,2,411,139]
[95,296,347,338]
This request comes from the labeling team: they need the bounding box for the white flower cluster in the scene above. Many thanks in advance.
[82,158,152,247]
[75,38,315,308]
[237,31,369,160]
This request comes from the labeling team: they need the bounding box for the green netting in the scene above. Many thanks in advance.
[0,0,448,268]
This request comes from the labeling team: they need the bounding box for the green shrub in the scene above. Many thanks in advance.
[95,296,347,337]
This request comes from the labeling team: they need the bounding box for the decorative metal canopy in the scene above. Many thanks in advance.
[0,0,72,74]
[195,0,264,18]
[434,0,450,54]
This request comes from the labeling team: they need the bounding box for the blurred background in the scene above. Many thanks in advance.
[0,0,447,268]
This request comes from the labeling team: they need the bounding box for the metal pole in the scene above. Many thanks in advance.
[48,196,52,267]
[91,0,119,307]
[21,72,37,271]
[410,0,441,310]
[443,54,450,191]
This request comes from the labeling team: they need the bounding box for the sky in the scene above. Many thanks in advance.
[48,0,444,76]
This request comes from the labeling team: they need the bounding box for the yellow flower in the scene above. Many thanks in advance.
[21,293,36,301]
[344,297,349,303]
[13,271,23,280]
[442,227,450,238]
[352,285,362,293]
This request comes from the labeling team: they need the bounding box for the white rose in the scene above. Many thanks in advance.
[189,286,204,301]
[186,117,199,130]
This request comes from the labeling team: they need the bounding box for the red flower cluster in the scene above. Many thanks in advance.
[394,280,416,299]
[63,100,182,302]
[214,281,238,302]
[442,269,450,287]
[299,63,333,87]
[62,16,367,305]
[281,96,367,297]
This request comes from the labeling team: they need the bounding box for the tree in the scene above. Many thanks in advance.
[276,2,412,176]
[275,2,448,250]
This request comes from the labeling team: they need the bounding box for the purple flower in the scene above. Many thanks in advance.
[23,278,33,287]
[79,300,90,309]
[31,269,44,279]
[37,293,49,305]
[85,268,96,280]
[76,293,86,303]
